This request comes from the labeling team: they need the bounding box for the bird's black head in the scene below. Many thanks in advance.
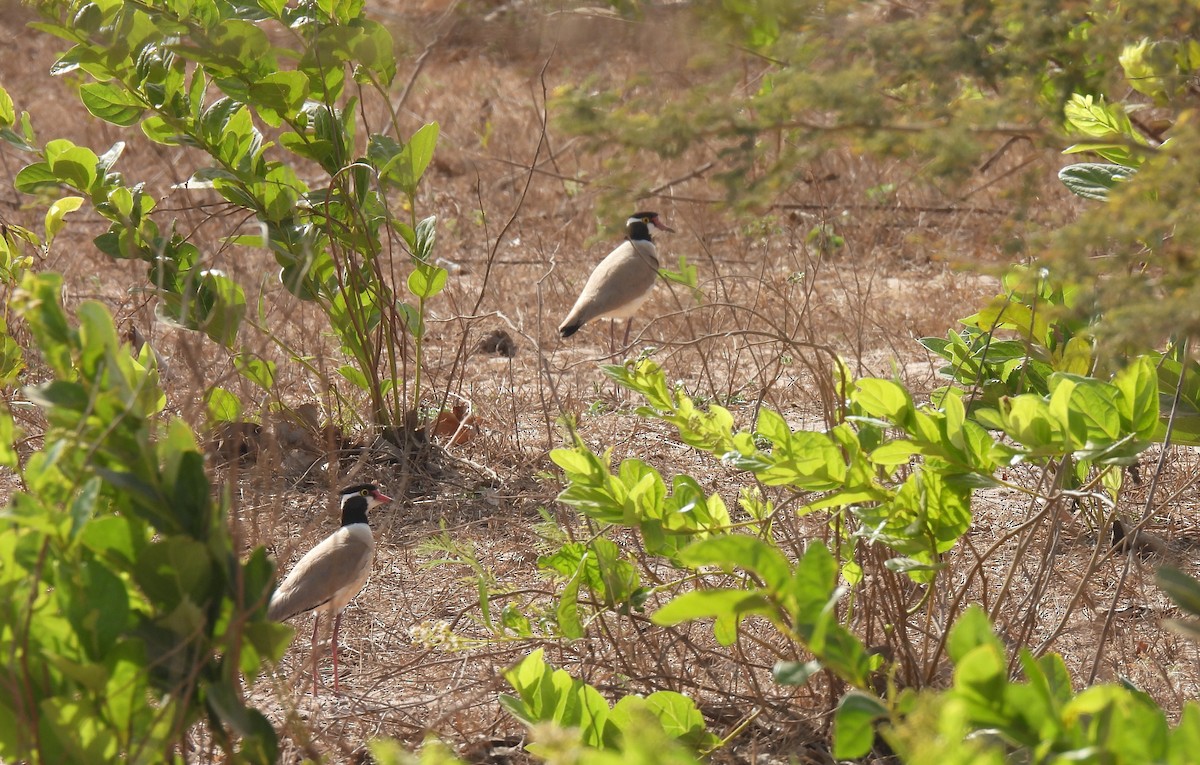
[626,211,675,242]
[338,483,394,526]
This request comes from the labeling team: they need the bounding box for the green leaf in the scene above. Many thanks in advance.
[0,409,18,469]
[15,161,60,193]
[676,534,792,592]
[44,139,100,194]
[79,82,144,126]
[206,386,242,422]
[1057,163,1133,201]
[247,70,308,127]
[1062,93,1146,166]
[407,261,448,299]
[0,86,14,126]
[141,115,184,145]
[1171,702,1200,765]
[999,394,1063,451]
[233,353,276,390]
[618,691,719,751]
[501,649,612,748]
[1113,356,1159,438]
[556,568,585,639]
[947,605,1001,662]
[380,122,439,198]
[650,589,773,645]
[45,196,85,245]
[853,378,913,424]
[1157,567,1200,617]
[196,269,246,347]
[414,214,437,261]
[832,691,887,759]
[773,659,822,686]
[791,540,838,624]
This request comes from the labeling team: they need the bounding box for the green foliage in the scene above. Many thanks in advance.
[552,321,1175,757]
[922,267,1200,447]
[22,0,446,429]
[1157,567,1200,643]
[499,649,719,757]
[1,274,289,763]
[370,737,469,765]
[652,536,879,687]
[877,607,1200,764]
[551,443,732,561]
[607,358,1018,578]
[1056,162,1133,201]
[1061,93,1149,167]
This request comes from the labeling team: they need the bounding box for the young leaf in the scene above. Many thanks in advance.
[381,122,439,199]
[45,196,85,245]
[407,262,448,299]
[773,659,822,686]
[676,534,792,592]
[832,691,887,760]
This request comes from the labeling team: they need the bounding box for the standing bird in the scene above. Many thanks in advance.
[268,483,393,695]
[558,212,675,347]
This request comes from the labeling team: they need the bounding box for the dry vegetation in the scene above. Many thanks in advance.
[2,2,1198,762]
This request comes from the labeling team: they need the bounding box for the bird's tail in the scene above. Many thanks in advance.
[559,323,581,338]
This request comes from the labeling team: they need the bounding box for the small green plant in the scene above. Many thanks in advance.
[20,0,449,435]
[876,606,1200,764]
[500,649,719,757]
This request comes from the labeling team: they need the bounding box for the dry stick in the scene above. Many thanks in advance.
[434,51,552,453]
[647,161,716,196]
[393,37,437,119]
[921,465,1060,683]
[977,134,1029,174]
[1087,352,1189,685]
[739,225,787,411]
[590,611,649,694]
[988,460,1067,622]
[1008,489,1067,665]
[681,233,738,402]
[963,149,1043,199]
[875,548,924,687]
[1032,490,1118,657]
[649,234,725,404]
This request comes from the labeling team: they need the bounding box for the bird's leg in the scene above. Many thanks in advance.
[310,613,321,696]
[331,612,342,694]
[621,319,634,352]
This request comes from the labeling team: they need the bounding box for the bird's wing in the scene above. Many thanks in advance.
[267,530,373,621]
[560,240,660,330]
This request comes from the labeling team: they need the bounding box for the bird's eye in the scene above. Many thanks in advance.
[360,489,370,497]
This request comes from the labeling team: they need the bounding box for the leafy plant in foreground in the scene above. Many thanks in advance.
[500,649,719,757]
[1,272,289,763]
[877,606,1200,764]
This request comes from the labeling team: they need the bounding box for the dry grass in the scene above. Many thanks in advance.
[2,2,1198,763]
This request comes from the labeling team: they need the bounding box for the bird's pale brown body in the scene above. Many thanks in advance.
[267,523,374,623]
[558,212,673,340]
[558,238,659,335]
[270,484,391,695]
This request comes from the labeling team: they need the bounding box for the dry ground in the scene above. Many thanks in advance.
[2,2,1198,763]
